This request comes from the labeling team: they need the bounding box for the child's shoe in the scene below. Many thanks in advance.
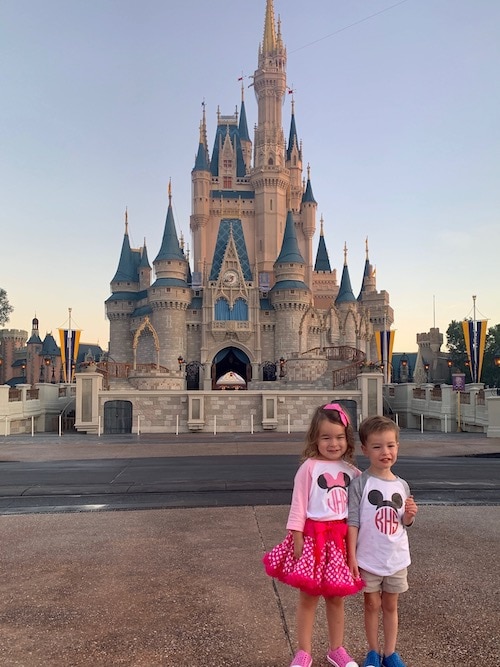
[382,653,406,667]
[363,650,382,667]
[326,646,359,667]
[290,650,313,667]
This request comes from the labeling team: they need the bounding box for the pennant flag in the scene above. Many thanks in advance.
[374,330,395,367]
[462,319,488,383]
[58,329,81,382]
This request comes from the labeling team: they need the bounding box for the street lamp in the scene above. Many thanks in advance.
[278,357,287,378]
[424,362,430,382]
[177,355,185,371]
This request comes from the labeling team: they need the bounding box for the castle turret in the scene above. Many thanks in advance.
[300,164,317,285]
[271,210,310,358]
[26,315,42,385]
[286,99,303,212]
[150,183,190,369]
[138,239,151,291]
[358,237,376,299]
[106,210,141,363]
[313,216,338,310]
[238,85,252,173]
[191,104,211,278]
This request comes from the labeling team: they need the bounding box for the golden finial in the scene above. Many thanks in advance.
[343,242,348,265]
[365,236,369,259]
[320,214,324,236]
[125,207,128,234]
[168,178,172,202]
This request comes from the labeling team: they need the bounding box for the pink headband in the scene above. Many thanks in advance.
[323,403,350,427]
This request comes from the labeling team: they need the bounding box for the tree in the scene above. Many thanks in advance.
[0,288,13,327]
[446,319,500,386]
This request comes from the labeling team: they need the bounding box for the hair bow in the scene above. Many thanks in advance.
[323,403,349,427]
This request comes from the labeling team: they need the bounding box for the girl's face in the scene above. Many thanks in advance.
[316,419,348,461]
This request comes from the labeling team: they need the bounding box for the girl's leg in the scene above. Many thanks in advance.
[296,591,320,655]
[325,596,345,650]
[364,592,382,652]
[381,592,399,657]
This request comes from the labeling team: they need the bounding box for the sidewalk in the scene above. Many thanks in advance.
[0,431,499,666]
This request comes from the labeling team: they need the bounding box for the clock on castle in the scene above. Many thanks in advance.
[104,0,393,397]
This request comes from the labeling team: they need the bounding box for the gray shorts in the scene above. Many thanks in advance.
[360,567,409,594]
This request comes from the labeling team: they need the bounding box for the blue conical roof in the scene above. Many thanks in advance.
[239,98,250,142]
[314,228,331,272]
[336,263,356,304]
[139,242,151,269]
[154,201,185,262]
[194,140,210,171]
[287,108,299,161]
[302,176,317,204]
[275,211,305,265]
[112,228,138,282]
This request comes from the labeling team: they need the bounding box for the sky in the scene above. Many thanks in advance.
[1,0,499,353]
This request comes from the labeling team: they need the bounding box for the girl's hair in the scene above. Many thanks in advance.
[302,403,356,464]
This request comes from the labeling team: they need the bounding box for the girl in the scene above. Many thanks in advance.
[263,403,364,667]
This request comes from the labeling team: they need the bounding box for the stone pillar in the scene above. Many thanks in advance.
[75,368,103,434]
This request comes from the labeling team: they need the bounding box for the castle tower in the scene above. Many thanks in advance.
[150,183,190,369]
[286,99,303,212]
[271,210,311,357]
[250,0,289,280]
[313,216,338,311]
[300,164,318,286]
[190,104,211,279]
[106,210,140,363]
[26,315,42,385]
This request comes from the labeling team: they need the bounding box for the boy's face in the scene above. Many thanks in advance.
[361,428,399,475]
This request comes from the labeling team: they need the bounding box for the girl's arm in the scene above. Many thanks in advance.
[347,526,359,578]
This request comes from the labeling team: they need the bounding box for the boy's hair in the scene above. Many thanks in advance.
[302,404,356,464]
[358,415,400,446]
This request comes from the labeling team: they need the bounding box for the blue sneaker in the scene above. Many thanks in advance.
[382,653,406,667]
[363,651,382,667]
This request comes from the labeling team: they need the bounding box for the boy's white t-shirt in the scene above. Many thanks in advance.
[348,470,412,576]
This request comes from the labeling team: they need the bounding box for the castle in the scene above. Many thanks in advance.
[105,0,393,392]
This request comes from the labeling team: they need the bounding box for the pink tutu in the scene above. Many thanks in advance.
[263,518,364,597]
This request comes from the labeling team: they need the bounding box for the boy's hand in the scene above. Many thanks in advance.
[403,495,418,526]
[348,554,360,580]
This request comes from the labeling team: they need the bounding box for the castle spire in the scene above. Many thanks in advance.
[336,242,356,304]
[314,215,332,272]
[154,182,185,263]
[262,0,277,55]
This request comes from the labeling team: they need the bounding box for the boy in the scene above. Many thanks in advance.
[347,416,418,667]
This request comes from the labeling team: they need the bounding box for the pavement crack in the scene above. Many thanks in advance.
[252,506,293,656]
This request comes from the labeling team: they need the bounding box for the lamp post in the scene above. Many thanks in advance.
[177,355,185,372]
[424,362,430,383]
[278,357,287,378]
[400,354,409,383]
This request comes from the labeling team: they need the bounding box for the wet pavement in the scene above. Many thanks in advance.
[0,430,499,666]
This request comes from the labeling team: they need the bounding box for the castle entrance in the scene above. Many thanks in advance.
[212,347,250,390]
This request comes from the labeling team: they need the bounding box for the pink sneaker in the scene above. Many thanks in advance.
[290,650,313,667]
[327,646,359,667]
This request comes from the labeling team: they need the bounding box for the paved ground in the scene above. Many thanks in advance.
[0,430,499,666]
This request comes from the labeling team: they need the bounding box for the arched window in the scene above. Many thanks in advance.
[215,298,231,320]
[232,298,248,321]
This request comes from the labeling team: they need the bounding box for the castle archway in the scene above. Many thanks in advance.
[211,346,251,390]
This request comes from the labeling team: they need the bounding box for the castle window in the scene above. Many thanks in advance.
[223,176,232,188]
[223,159,232,169]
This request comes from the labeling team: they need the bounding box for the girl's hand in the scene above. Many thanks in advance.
[403,495,418,526]
[292,531,304,559]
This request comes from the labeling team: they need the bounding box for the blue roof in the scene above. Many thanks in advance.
[188,296,203,309]
[112,232,140,283]
[335,264,356,303]
[270,279,308,291]
[239,99,250,142]
[194,140,210,171]
[287,111,299,161]
[154,202,185,262]
[41,333,60,356]
[150,278,189,288]
[139,243,151,269]
[210,123,246,178]
[209,219,253,282]
[131,304,153,317]
[314,234,331,272]
[105,291,140,303]
[275,210,305,265]
[302,177,317,204]
[260,297,273,310]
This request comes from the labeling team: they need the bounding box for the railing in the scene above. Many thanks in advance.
[8,389,21,402]
[477,390,485,406]
[27,388,39,400]
[430,388,442,401]
[413,388,426,399]
[303,346,367,388]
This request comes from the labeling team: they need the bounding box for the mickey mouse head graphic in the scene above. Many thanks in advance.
[317,472,351,514]
[368,489,403,536]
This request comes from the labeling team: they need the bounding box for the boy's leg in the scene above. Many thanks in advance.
[325,596,344,650]
[381,592,399,657]
[364,592,382,651]
[296,590,320,655]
